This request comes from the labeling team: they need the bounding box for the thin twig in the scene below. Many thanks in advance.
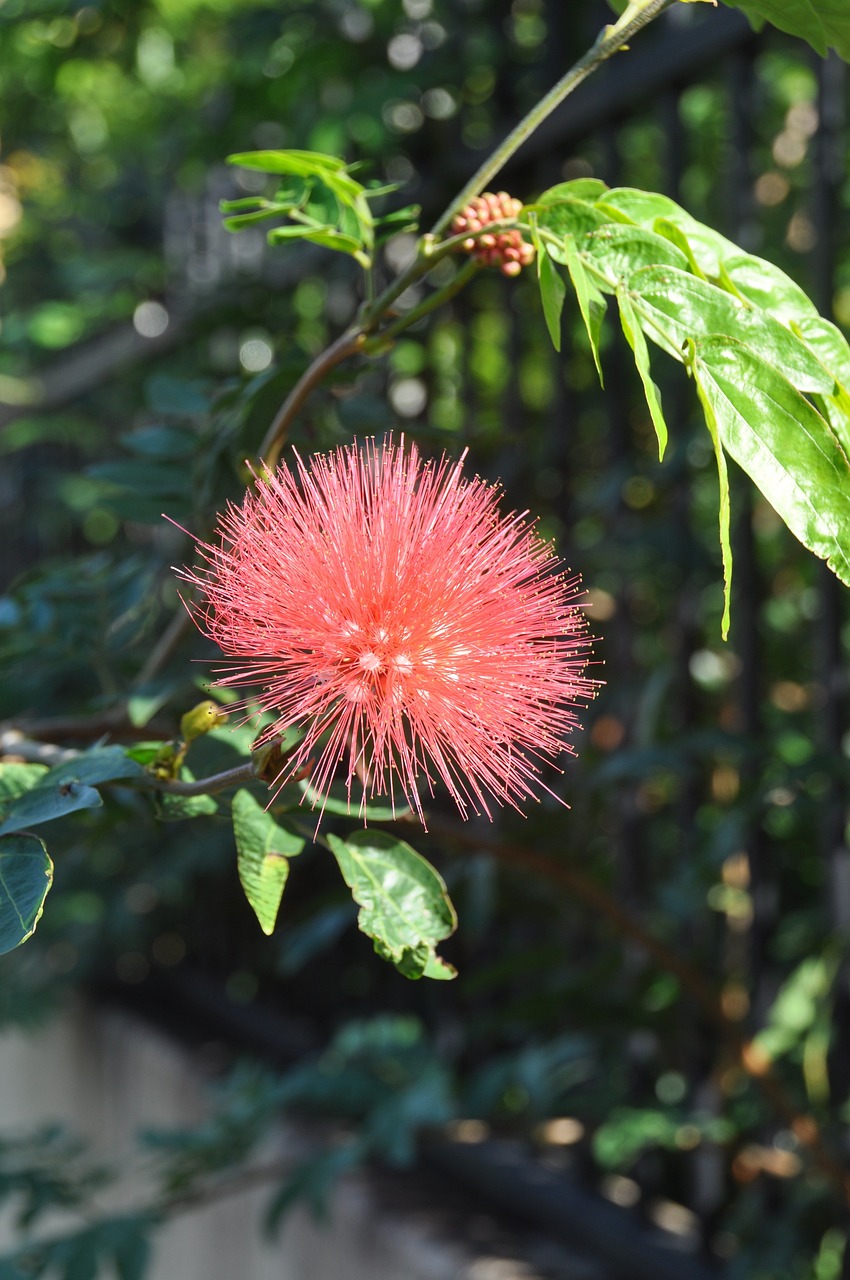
[139,761,258,797]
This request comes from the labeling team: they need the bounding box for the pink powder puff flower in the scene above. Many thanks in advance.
[178,437,597,826]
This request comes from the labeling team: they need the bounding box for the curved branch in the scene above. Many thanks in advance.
[258,328,365,471]
[140,761,258,797]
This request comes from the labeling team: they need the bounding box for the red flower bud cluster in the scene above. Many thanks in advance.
[451,191,535,277]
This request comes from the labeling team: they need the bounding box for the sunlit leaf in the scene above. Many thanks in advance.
[537,249,566,351]
[616,287,668,459]
[580,223,689,289]
[720,0,850,59]
[326,830,456,979]
[232,789,305,936]
[0,763,48,804]
[629,266,833,394]
[693,337,850,591]
[690,341,733,639]
[558,235,606,382]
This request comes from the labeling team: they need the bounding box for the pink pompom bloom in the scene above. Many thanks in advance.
[179,438,596,826]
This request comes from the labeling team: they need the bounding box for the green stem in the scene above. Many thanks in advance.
[430,0,676,237]
[141,761,257,797]
[259,0,674,461]
[362,259,480,352]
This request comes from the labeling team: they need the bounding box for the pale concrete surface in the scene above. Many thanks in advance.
[0,1000,542,1280]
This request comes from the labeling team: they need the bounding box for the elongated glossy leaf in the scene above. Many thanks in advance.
[720,0,850,59]
[794,316,850,456]
[598,189,740,276]
[537,249,566,351]
[0,779,102,837]
[691,342,734,639]
[616,287,668,459]
[233,789,304,936]
[533,195,609,242]
[0,833,53,955]
[720,252,818,324]
[227,149,353,179]
[653,217,708,279]
[267,225,366,257]
[326,830,457,979]
[581,224,689,289]
[222,205,291,232]
[559,236,606,382]
[795,314,850,388]
[693,337,850,589]
[225,150,373,262]
[629,266,833,394]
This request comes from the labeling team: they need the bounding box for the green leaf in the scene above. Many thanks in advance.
[422,951,458,980]
[720,0,850,59]
[156,770,218,822]
[224,150,374,264]
[326,830,457,980]
[227,149,352,179]
[0,763,48,803]
[232,789,305,936]
[598,189,738,276]
[266,224,366,259]
[689,341,734,639]
[558,236,606,383]
[616,287,668,460]
[297,780,407,823]
[537,249,566,351]
[692,337,850,591]
[0,833,53,955]
[0,779,103,837]
[533,194,609,243]
[580,224,689,289]
[629,265,834,394]
[652,217,708,279]
[537,178,609,205]
[720,252,818,325]
[105,1219,152,1280]
[42,746,144,788]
